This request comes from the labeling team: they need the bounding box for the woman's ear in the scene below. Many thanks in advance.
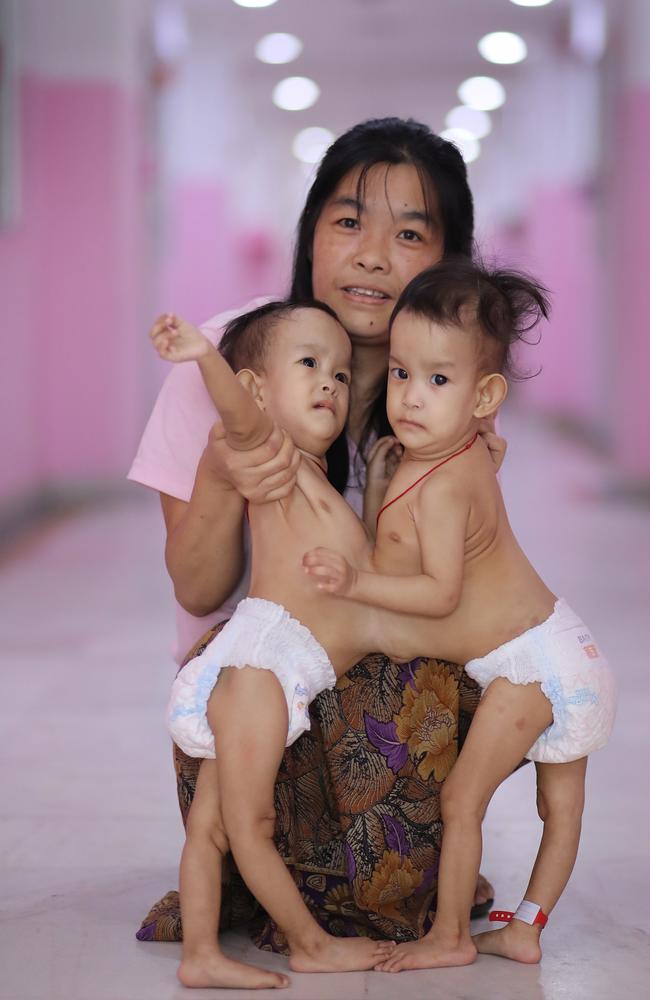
[474,373,508,419]
[236,368,266,409]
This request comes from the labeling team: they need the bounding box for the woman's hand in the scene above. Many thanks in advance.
[363,435,403,532]
[303,547,357,595]
[477,416,507,472]
[205,420,301,503]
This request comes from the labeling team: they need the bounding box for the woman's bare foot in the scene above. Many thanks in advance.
[178,952,290,989]
[474,872,495,910]
[289,934,395,973]
[375,933,476,972]
[473,920,543,964]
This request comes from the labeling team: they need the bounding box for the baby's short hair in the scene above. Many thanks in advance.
[219,299,339,373]
[390,258,550,379]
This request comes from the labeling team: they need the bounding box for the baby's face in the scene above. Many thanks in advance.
[387,310,486,456]
[257,308,352,456]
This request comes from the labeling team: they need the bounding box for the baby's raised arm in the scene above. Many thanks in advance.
[150,313,273,452]
[303,474,468,617]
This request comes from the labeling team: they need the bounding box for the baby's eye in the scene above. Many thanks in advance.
[431,374,448,386]
[399,229,422,242]
[390,367,409,380]
[335,372,350,385]
[300,357,317,368]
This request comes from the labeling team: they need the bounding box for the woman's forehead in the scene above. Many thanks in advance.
[326,162,436,223]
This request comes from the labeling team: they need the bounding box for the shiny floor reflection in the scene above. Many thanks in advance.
[1,411,648,1000]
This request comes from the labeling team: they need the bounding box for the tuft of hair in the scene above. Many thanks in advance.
[390,257,550,380]
[219,299,339,374]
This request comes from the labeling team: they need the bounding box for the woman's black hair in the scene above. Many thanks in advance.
[288,118,475,494]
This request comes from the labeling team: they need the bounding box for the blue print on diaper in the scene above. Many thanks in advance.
[565,687,599,707]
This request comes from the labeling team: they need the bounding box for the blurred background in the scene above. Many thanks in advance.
[0,0,648,524]
[2,4,650,998]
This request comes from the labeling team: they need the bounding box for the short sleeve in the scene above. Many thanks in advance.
[127,298,272,502]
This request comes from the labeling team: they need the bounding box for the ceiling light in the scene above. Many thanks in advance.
[458,76,506,111]
[478,31,528,64]
[273,76,319,111]
[445,106,491,140]
[292,127,335,164]
[255,33,302,64]
[232,0,278,8]
[439,128,480,165]
[510,0,554,7]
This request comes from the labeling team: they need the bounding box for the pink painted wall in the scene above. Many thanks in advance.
[493,184,602,434]
[163,180,288,325]
[609,87,650,477]
[0,76,145,502]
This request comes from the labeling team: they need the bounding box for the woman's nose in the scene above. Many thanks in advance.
[353,233,389,273]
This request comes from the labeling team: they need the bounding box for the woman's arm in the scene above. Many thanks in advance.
[162,422,300,616]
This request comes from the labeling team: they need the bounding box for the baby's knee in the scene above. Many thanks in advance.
[441,779,486,826]
[536,776,585,825]
[186,810,230,856]
[225,803,277,846]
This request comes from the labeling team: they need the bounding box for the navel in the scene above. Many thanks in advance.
[388,531,401,543]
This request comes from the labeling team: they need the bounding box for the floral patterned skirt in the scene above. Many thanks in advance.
[136,622,481,950]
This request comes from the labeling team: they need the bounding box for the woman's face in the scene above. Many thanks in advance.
[311,162,445,347]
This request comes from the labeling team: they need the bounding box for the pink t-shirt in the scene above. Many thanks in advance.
[127,300,269,662]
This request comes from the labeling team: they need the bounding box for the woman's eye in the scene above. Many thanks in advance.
[338,217,359,229]
[301,357,317,368]
[431,374,448,386]
[399,229,422,242]
[390,367,408,380]
[335,372,349,385]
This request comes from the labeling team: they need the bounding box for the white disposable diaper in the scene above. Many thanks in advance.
[465,599,616,763]
[168,597,336,757]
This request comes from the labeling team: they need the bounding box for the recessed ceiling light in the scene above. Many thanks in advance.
[292,126,335,164]
[273,76,320,111]
[458,76,506,111]
[445,106,492,140]
[255,33,302,64]
[439,128,480,165]
[478,31,528,65]
[232,0,278,8]
[510,0,554,7]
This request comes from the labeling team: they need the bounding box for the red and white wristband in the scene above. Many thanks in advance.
[489,900,548,928]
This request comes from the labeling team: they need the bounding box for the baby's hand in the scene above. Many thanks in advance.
[302,547,357,596]
[477,415,507,472]
[366,435,403,491]
[149,313,212,363]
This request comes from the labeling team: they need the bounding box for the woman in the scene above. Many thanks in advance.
[131,118,500,949]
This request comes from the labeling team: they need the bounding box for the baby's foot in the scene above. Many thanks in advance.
[375,933,476,972]
[289,934,395,973]
[178,953,290,989]
[473,921,542,964]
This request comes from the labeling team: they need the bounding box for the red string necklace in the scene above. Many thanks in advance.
[376,431,479,526]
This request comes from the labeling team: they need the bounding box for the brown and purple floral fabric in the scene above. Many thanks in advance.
[136,622,481,951]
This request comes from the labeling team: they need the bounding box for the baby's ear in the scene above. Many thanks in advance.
[236,368,266,409]
[474,372,507,419]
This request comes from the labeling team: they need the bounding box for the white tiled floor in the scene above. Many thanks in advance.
[1,411,649,1000]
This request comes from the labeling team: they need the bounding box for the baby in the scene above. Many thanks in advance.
[151,300,406,989]
[303,258,617,970]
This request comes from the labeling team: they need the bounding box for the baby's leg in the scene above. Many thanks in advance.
[178,758,290,990]
[475,756,587,964]
[378,678,553,972]
[209,665,395,973]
